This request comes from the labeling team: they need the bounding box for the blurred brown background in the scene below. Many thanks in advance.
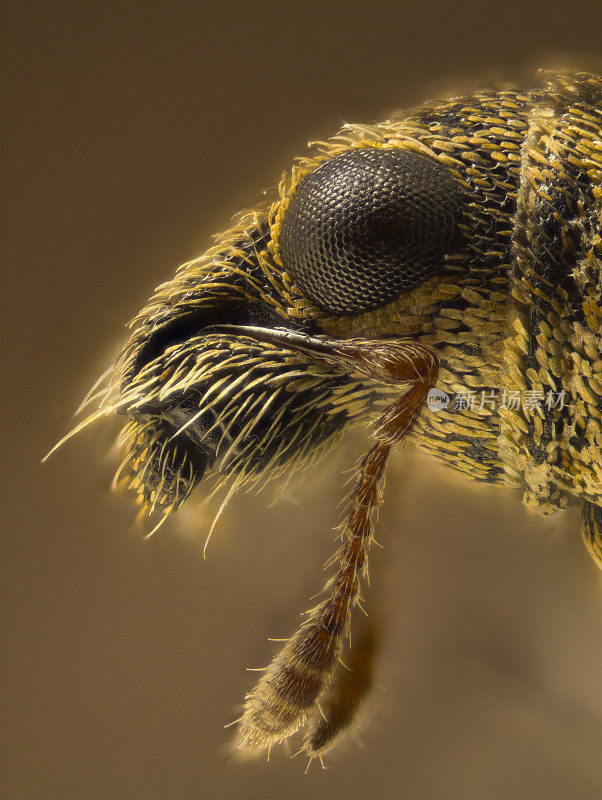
[3,1,602,798]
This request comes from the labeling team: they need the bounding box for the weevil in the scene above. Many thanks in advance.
[48,70,602,761]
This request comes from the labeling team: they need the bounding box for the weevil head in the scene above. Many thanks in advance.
[92,132,501,516]
[73,72,602,522]
[99,138,474,516]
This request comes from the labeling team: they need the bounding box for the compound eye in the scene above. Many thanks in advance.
[279,147,463,315]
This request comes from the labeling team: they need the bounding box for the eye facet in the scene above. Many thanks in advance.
[279,147,463,315]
